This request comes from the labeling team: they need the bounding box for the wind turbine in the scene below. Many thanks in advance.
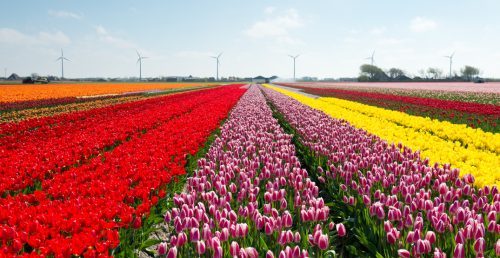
[443,51,455,78]
[211,53,222,81]
[365,50,375,65]
[56,49,70,79]
[288,54,300,81]
[136,50,148,81]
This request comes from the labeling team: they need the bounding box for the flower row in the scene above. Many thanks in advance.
[264,85,499,187]
[277,82,500,105]
[0,82,213,103]
[279,84,500,116]
[0,94,147,123]
[0,88,231,196]
[0,84,245,257]
[280,85,498,133]
[262,85,499,257]
[157,85,345,257]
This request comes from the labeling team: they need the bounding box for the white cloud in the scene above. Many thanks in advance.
[370,27,386,35]
[410,17,437,32]
[264,6,275,14]
[245,8,304,45]
[0,28,70,45]
[0,28,30,43]
[95,25,135,49]
[48,10,82,20]
[96,25,107,35]
[38,31,71,45]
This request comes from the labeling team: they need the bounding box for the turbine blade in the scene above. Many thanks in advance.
[136,50,141,58]
[55,57,62,61]
[218,52,222,58]
[451,51,455,58]
[64,58,70,61]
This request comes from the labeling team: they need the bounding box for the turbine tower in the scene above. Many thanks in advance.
[136,50,148,81]
[211,53,222,81]
[444,52,455,78]
[56,49,70,79]
[365,50,375,65]
[288,54,300,81]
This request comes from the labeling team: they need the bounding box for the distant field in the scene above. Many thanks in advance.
[279,82,500,105]
[0,82,217,102]
[288,81,500,93]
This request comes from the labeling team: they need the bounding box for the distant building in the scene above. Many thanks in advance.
[252,76,269,83]
[7,73,21,80]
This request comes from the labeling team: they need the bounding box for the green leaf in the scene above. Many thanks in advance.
[139,239,162,250]
[259,235,269,250]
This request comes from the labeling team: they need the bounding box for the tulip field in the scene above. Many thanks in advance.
[0,82,499,257]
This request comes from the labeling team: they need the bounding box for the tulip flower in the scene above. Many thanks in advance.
[474,237,485,255]
[157,242,167,256]
[453,243,464,258]
[196,240,206,255]
[397,249,410,258]
[318,234,329,250]
[336,223,346,237]
[166,246,177,258]
[230,241,240,257]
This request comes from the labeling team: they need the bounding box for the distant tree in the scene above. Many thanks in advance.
[461,65,480,81]
[418,69,430,80]
[426,67,443,80]
[387,68,405,80]
[359,64,389,81]
[358,75,370,82]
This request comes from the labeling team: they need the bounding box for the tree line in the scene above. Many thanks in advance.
[358,64,481,82]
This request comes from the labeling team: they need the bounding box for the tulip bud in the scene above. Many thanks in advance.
[387,231,396,244]
[397,249,410,258]
[329,222,335,231]
[266,250,275,258]
[190,228,200,242]
[157,242,167,256]
[214,245,223,258]
[474,237,485,255]
[318,234,329,250]
[336,223,346,237]
[453,243,464,258]
[245,247,259,258]
[265,222,273,235]
[294,231,301,243]
[230,241,240,257]
[166,246,177,258]
[362,195,371,206]
[496,239,500,256]
[425,231,436,244]
[196,240,206,254]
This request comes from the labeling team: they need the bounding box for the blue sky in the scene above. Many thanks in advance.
[1,0,499,78]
